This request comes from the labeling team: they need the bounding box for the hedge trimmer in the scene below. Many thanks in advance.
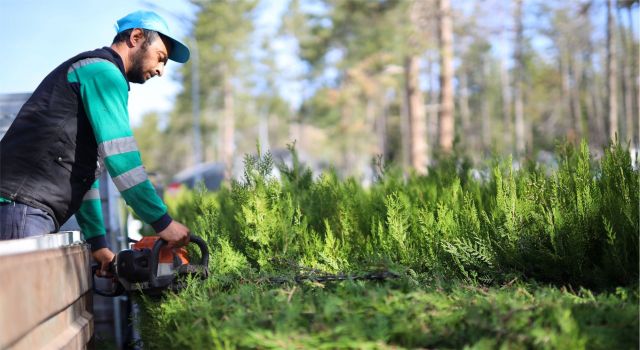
[93,235,400,297]
[92,234,209,297]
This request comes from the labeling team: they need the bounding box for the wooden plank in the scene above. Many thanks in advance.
[9,292,93,350]
[0,244,93,349]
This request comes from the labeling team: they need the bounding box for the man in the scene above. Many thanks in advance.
[0,11,191,275]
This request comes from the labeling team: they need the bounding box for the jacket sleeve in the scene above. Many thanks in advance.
[67,59,173,233]
[75,180,108,251]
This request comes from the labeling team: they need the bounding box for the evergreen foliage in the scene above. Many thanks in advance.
[138,140,638,348]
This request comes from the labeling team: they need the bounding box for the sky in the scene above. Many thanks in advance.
[2,0,635,127]
[0,0,197,126]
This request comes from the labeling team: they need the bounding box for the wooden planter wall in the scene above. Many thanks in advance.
[0,234,93,349]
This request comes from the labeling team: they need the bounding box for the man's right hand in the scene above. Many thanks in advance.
[158,220,190,248]
[92,247,116,277]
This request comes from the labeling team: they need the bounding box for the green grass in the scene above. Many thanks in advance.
[136,140,639,349]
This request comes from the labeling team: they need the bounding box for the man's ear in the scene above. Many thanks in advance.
[128,28,145,48]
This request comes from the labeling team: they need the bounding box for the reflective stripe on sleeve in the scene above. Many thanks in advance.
[98,136,139,158]
[112,165,148,192]
[82,188,100,201]
[67,58,110,75]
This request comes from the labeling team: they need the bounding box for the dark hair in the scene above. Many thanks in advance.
[112,28,160,49]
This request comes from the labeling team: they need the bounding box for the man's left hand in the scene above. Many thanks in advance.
[92,247,115,277]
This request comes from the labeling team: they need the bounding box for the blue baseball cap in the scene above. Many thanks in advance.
[115,10,190,63]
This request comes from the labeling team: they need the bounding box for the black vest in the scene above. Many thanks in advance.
[0,47,129,229]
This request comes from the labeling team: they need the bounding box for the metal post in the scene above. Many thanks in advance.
[101,173,126,348]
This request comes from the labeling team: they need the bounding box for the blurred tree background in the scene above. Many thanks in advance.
[134,0,639,183]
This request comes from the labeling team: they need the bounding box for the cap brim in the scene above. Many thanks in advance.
[166,37,190,63]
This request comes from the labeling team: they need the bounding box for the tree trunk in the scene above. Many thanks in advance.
[427,51,439,158]
[513,0,526,155]
[587,42,607,148]
[376,92,389,163]
[481,62,491,152]
[592,81,607,147]
[459,72,471,150]
[404,55,427,173]
[569,51,583,139]
[561,50,583,143]
[438,0,454,153]
[366,97,377,154]
[606,0,618,141]
[190,41,203,167]
[258,108,270,153]
[583,59,595,134]
[585,55,604,146]
[289,106,301,150]
[219,71,235,180]
[340,102,352,174]
[400,76,411,172]
[500,59,512,153]
[570,54,584,141]
[617,6,634,145]
[622,42,634,145]
[628,6,639,148]
[560,50,574,141]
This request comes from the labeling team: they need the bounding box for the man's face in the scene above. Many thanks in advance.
[127,34,170,84]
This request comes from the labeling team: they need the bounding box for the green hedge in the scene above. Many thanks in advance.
[137,141,638,349]
[138,280,637,349]
[166,141,638,288]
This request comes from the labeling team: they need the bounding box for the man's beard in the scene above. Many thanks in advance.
[127,48,147,84]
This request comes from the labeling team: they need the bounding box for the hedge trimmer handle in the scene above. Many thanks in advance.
[186,234,210,268]
[149,233,210,289]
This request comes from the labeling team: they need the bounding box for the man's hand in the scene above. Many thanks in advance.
[92,247,115,277]
[158,220,190,248]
